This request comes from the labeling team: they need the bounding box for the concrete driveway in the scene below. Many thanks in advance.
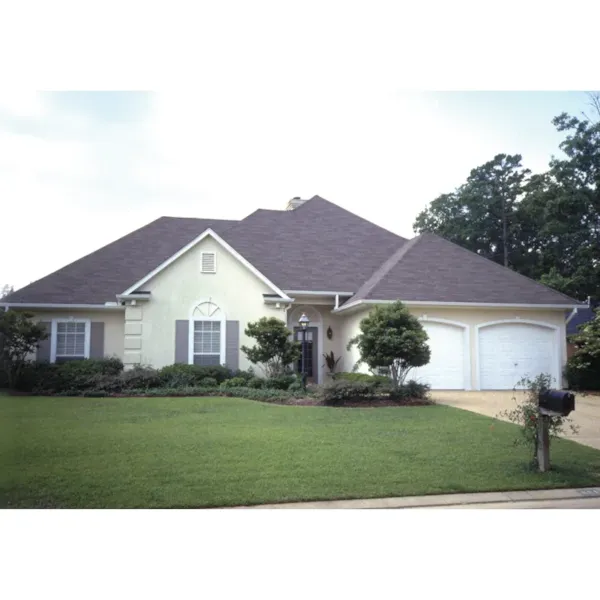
[433,391,600,450]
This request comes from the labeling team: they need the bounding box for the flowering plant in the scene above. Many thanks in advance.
[496,373,579,468]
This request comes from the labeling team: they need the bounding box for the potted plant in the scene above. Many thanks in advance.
[322,351,341,378]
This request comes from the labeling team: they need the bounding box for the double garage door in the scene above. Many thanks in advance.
[411,320,558,390]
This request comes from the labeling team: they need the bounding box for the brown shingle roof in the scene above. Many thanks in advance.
[3,197,581,307]
[349,232,581,306]
[4,217,238,304]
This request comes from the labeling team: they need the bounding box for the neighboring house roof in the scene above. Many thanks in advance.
[3,196,583,307]
[567,306,597,336]
[346,232,581,307]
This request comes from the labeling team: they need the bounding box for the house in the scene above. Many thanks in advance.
[1,196,584,390]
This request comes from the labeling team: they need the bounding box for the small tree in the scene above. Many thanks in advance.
[0,310,48,389]
[241,317,301,378]
[346,301,431,391]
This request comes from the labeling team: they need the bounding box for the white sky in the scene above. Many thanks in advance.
[0,2,597,292]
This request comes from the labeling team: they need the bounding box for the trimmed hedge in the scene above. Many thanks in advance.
[48,386,307,403]
[158,364,231,386]
[318,378,430,406]
[334,372,391,385]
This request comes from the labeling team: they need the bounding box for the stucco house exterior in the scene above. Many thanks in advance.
[2,196,584,390]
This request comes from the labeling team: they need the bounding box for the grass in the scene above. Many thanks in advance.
[2,396,600,508]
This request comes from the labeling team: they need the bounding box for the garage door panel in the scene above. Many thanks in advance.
[412,322,467,390]
[479,323,556,390]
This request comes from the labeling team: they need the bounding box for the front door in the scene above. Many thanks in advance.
[294,327,318,384]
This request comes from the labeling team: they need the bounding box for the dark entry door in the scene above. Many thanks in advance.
[294,327,318,383]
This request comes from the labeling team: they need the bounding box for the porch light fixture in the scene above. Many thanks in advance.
[298,313,310,389]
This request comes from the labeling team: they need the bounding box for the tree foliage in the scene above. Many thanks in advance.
[414,95,600,301]
[241,317,301,378]
[347,301,430,390]
[1,284,14,299]
[565,308,600,390]
[0,310,48,389]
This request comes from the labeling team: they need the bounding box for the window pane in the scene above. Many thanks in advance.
[55,322,86,357]
[193,320,221,356]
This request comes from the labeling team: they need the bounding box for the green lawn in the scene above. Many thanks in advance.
[2,396,600,508]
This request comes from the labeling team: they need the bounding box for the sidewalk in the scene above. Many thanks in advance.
[242,487,600,509]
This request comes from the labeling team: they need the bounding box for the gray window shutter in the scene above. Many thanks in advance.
[225,320,239,371]
[36,322,52,362]
[175,320,189,364]
[90,322,105,359]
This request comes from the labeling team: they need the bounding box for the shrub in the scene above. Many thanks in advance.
[0,310,48,389]
[200,377,218,387]
[264,374,297,390]
[565,308,600,390]
[288,381,303,392]
[247,377,265,389]
[158,364,230,386]
[347,301,430,391]
[228,368,255,382]
[241,317,301,377]
[119,366,161,390]
[220,377,248,389]
[392,380,430,400]
[318,380,380,406]
[334,372,390,386]
[497,374,579,467]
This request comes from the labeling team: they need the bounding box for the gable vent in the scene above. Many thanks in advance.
[201,252,216,273]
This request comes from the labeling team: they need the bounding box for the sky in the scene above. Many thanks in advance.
[0,89,594,292]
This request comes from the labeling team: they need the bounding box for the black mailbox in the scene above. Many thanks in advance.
[538,390,575,417]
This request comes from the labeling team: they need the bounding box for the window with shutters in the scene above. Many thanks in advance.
[201,252,216,273]
[51,319,90,362]
[190,300,225,365]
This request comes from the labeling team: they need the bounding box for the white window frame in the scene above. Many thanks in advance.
[200,251,217,274]
[50,318,91,363]
[188,300,226,365]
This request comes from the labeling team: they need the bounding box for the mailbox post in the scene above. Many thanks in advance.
[537,390,575,472]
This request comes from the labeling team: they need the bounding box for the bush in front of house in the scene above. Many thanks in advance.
[334,372,390,386]
[247,377,265,389]
[263,374,297,390]
[220,377,249,389]
[200,377,218,387]
[346,300,431,392]
[15,357,125,393]
[318,380,381,406]
[158,364,231,386]
[391,379,430,400]
[318,377,430,406]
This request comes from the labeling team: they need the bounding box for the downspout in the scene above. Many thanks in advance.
[565,307,578,326]
[335,294,339,310]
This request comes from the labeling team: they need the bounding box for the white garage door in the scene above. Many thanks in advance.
[478,323,557,390]
[411,322,467,389]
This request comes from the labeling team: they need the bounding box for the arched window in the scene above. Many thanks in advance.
[189,300,226,366]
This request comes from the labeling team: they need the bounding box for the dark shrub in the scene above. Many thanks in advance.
[228,368,255,382]
[220,377,248,389]
[334,372,390,386]
[200,377,218,387]
[247,377,264,389]
[565,353,600,391]
[15,358,124,393]
[119,366,161,391]
[158,364,231,386]
[318,380,379,406]
[264,374,297,390]
[392,380,430,400]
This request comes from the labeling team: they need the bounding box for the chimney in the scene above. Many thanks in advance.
[286,197,308,211]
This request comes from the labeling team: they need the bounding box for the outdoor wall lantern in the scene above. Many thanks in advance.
[298,313,310,389]
[327,326,333,340]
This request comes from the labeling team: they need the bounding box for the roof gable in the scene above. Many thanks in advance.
[3,217,237,305]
